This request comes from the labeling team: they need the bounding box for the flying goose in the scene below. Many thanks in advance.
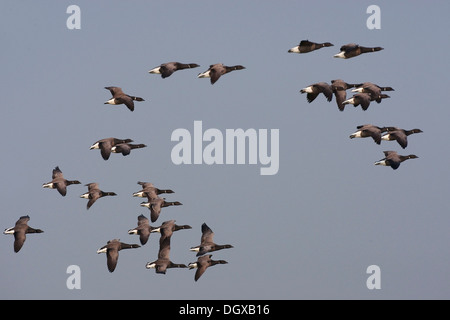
[140,197,183,223]
[188,254,228,282]
[374,151,418,170]
[342,92,390,111]
[80,182,117,209]
[132,181,175,199]
[381,127,423,149]
[111,142,147,157]
[151,219,192,242]
[97,239,140,273]
[127,214,156,245]
[349,124,388,145]
[300,82,333,103]
[197,63,246,85]
[190,223,233,257]
[331,79,360,111]
[149,62,200,78]
[145,237,187,274]
[288,40,333,54]
[90,137,134,160]
[352,82,394,93]
[104,86,144,112]
[334,43,384,59]
[3,215,43,253]
[351,82,395,103]
[42,166,81,196]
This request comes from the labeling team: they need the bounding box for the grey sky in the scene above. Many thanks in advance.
[1,1,449,300]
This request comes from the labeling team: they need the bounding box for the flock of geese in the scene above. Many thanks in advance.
[5,167,234,281]
[290,40,422,169]
[3,39,422,283]
[5,165,234,280]
[3,57,240,282]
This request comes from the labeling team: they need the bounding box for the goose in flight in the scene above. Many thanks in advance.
[104,86,144,112]
[190,223,233,257]
[149,62,200,78]
[334,43,383,59]
[97,239,140,272]
[42,166,81,196]
[3,215,44,253]
[288,40,333,54]
[374,151,418,170]
[197,63,245,85]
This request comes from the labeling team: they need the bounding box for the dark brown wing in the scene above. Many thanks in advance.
[106,248,119,272]
[52,166,64,180]
[200,223,214,243]
[317,83,333,102]
[160,63,176,78]
[118,96,135,112]
[194,255,212,281]
[13,229,26,253]
[390,131,408,149]
[334,89,347,111]
[150,198,163,222]
[209,66,222,85]
[137,214,151,245]
[105,86,123,97]
[55,182,68,197]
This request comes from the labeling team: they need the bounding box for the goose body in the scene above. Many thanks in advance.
[288,40,333,54]
[352,82,394,103]
[300,82,333,103]
[140,196,183,222]
[381,127,423,149]
[334,43,383,59]
[132,181,175,200]
[111,142,147,157]
[104,86,144,112]
[149,62,200,78]
[145,237,187,274]
[197,63,245,84]
[349,124,388,145]
[42,166,81,196]
[127,214,156,245]
[90,137,134,160]
[331,79,360,111]
[80,182,117,209]
[3,215,43,253]
[188,254,228,282]
[374,151,418,170]
[151,219,192,242]
[190,223,233,257]
[97,239,140,272]
[342,92,390,111]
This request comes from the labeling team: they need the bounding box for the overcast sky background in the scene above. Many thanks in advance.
[1,1,449,300]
